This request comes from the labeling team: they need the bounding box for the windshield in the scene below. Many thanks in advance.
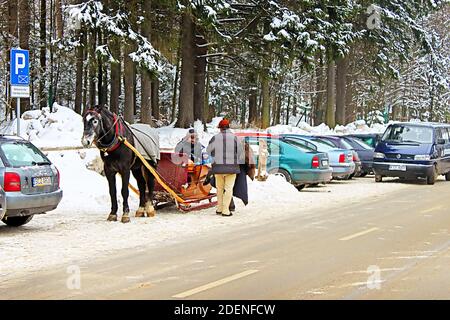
[0,142,50,167]
[382,125,433,144]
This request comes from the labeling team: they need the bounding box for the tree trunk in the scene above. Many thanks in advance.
[151,80,159,120]
[335,56,348,125]
[314,61,325,125]
[193,27,207,123]
[110,36,121,114]
[38,0,47,110]
[261,70,270,129]
[55,0,63,38]
[176,9,195,128]
[7,0,18,119]
[123,0,137,123]
[140,0,152,124]
[326,60,336,128]
[88,30,97,107]
[248,72,258,126]
[19,0,31,112]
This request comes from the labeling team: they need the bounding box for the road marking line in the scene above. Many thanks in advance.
[172,269,259,299]
[420,206,443,214]
[339,227,379,241]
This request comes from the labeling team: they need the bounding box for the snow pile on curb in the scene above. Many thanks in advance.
[0,103,84,149]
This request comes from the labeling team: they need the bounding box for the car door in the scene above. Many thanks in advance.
[442,128,450,172]
[266,139,281,171]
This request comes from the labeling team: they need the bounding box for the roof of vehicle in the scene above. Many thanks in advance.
[387,122,450,128]
[235,132,279,138]
[0,134,27,142]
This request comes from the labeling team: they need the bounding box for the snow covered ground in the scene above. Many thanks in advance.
[0,103,395,282]
[0,146,411,282]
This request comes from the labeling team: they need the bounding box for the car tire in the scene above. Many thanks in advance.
[2,215,34,227]
[427,165,438,185]
[359,172,368,178]
[296,184,306,191]
[375,175,383,182]
[446,172,450,181]
[269,168,292,184]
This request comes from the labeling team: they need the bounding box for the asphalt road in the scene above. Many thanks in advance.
[1,178,450,300]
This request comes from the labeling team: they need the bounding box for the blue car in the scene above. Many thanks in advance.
[238,134,332,190]
[373,122,450,185]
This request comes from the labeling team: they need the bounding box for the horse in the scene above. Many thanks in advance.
[81,105,158,223]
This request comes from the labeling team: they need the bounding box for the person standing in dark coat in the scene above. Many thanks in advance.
[206,119,244,217]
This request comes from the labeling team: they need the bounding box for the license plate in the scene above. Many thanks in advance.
[322,160,329,167]
[389,164,407,171]
[32,176,52,187]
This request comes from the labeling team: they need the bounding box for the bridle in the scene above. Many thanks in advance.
[84,109,125,154]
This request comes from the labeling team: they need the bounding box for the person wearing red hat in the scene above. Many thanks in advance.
[206,119,244,216]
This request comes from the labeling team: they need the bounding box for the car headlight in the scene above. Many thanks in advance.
[414,155,431,161]
[373,152,385,159]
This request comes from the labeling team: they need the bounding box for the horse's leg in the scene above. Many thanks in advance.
[120,170,131,223]
[105,168,118,222]
[144,165,156,217]
[132,167,147,217]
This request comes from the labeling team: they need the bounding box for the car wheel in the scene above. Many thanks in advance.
[359,172,368,178]
[2,215,34,227]
[296,184,306,191]
[446,172,450,181]
[375,175,383,182]
[270,168,292,184]
[427,165,438,185]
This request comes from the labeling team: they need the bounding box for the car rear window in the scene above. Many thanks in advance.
[351,138,373,150]
[284,139,316,152]
[0,142,50,167]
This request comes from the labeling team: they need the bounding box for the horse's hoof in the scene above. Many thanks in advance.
[145,203,156,217]
[135,207,145,218]
[107,214,118,222]
[121,215,131,223]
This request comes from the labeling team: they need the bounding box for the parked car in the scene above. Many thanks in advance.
[373,122,450,185]
[0,135,63,227]
[335,136,375,177]
[346,133,382,149]
[281,135,355,180]
[310,135,362,177]
[237,134,333,190]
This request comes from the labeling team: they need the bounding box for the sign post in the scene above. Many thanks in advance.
[10,48,30,137]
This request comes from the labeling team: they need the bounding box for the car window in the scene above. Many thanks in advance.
[0,142,49,167]
[309,139,334,151]
[441,128,449,142]
[312,138,336,148]
[340,139,354,150]
[382,125,433,144]
[351,138,373,150]
[284,139,316,152]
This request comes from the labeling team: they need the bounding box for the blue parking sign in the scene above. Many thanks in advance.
[10,49,29,86]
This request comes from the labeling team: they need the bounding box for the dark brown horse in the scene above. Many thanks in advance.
[81,105,157,223]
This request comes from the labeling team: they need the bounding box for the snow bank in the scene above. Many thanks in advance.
[0,103,84,149]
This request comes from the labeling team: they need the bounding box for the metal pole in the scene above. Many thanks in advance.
[17,98,20,137]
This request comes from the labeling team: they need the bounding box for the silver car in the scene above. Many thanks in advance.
[0,135,62,227]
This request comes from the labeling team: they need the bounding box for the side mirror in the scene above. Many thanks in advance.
[437,138,445,145]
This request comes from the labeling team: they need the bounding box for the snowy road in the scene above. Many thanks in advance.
[1,176,449,299]
[0,149,410,284]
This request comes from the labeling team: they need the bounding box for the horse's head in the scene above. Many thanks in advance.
[82,105,104,147]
